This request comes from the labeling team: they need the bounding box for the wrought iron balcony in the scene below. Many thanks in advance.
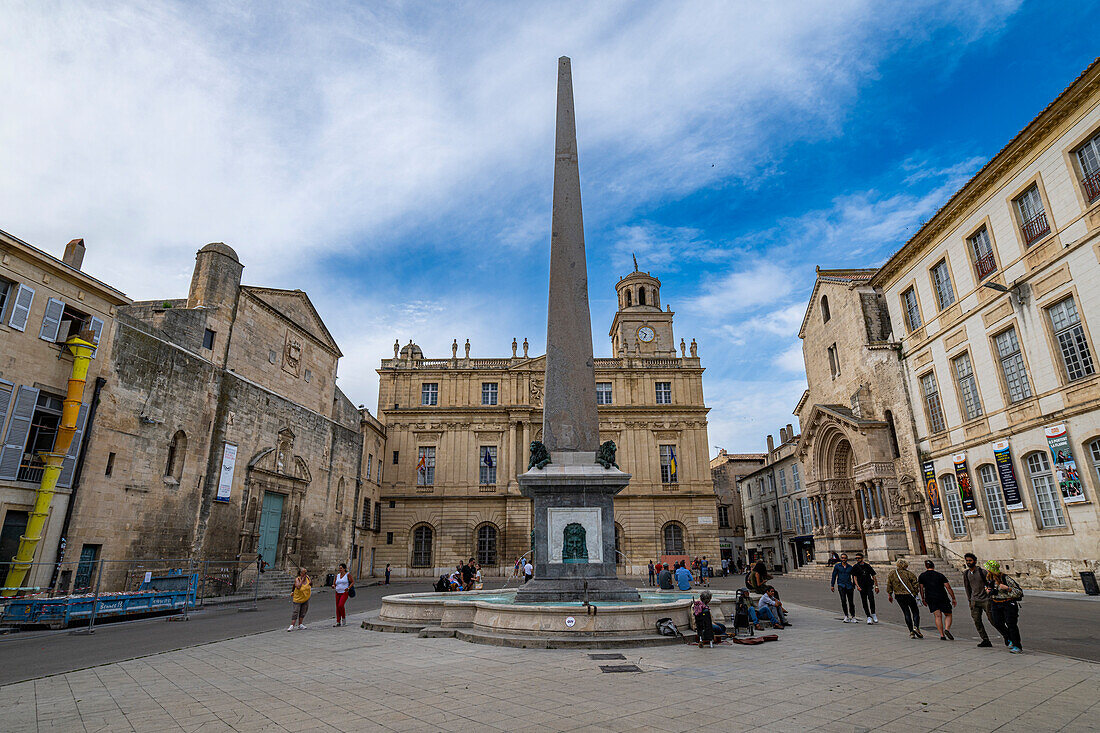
[1021,210,1050,246]
[975,251,997,280]
[1083,170,1100,203]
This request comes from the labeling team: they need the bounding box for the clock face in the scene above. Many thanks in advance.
[637,326,655,343]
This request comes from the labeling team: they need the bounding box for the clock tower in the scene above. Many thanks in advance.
[609,265,677,357]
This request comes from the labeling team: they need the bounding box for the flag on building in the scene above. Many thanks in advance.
[482,448,494,467]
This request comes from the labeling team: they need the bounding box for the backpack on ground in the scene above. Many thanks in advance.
[656,617,681,637]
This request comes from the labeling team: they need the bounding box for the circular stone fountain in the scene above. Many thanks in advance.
[364,588,739,648]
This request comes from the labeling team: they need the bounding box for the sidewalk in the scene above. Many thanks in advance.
[3,601,1098,732]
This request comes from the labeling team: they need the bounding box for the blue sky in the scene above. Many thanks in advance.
[2,2,1098,453]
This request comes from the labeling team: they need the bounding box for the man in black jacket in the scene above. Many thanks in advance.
[851,553,879,624]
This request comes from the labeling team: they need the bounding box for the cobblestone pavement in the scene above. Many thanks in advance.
[2,602,1098,733]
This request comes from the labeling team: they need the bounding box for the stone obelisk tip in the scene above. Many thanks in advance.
[543,55,598,454]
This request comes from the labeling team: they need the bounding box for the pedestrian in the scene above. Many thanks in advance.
[513,556,523,578]
[648,560,656,587]
[886,559,923,639]
[984,560,1023,654]
[257,553,267,574]
[963,552,994,648]
[721,557,729,577]
[462,558,476,590]
[288,567,311,631]
[523,559,533,583]
[830,553,857,623]
[674,561,694,591]
[756,587,786,629]
[473,562,484,590]
[851,552,879,624]
[333,563,354,627]
[917,560,957,640]
[700,556,710,586]
[384,563,391,584]
[658,562,674,590]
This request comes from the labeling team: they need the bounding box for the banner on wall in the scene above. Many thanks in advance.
[922,460,943,519]
[952,453,979,516]
[1044,423,1086,504]
[215,442,238,502]
[991,440,1025,510]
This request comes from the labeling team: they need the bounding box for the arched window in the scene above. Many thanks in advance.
[476,524,498,567]
[940,474,967,538]
[884,410,901,458]
[977,463,1009,534]
[165,430,186,481]
[662,522,684,555]
[625,289,632,307]
[1024,452,1066,528]
[411,525,433,567]
[638,287,646,306]
[821,295,831,323]
[614,523,623,565]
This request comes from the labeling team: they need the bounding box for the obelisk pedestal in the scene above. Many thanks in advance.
[515,57,639,603]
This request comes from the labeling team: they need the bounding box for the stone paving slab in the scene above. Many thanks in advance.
[2,602,1099,732]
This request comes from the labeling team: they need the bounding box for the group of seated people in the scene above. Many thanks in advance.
[691,584,790,643]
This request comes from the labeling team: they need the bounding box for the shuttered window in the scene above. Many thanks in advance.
[0,386,39,480]
[39,298,65,341]
[8,284,35,332]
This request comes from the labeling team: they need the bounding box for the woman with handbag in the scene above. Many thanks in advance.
[886,559,923,639]
[288,568,311,631]
[333,563,354,627]
[984,560,1023,654]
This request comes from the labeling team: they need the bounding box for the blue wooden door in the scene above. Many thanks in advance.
[257,492,284,566]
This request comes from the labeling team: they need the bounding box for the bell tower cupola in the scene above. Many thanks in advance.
[609,259,676,357]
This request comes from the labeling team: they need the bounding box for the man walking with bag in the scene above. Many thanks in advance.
[963,553,993,648]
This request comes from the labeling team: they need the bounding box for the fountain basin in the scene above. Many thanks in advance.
[366,588,738,646]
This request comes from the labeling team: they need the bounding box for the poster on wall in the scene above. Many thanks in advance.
[952,453,979,516]
[922,460,943,519]
[1044,423,1086,504]
[991,440,1025,510]
[215,442,238,502]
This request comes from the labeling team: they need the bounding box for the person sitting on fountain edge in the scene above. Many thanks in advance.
[675,561,694,591]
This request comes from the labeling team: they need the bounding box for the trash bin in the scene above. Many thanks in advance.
[1081,571,1099,596]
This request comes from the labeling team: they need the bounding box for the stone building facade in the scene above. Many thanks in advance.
[738,426,812,572]
[0,231,128,588]
[62,243,365,585]
[870,58,1100,589]
[373,269,719,577]
[709,450,764,568]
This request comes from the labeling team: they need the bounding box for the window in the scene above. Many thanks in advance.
[0,510,30,578]
[304,369,312,383]
[373,502,381,531]
[416,446,435,486]
[386,532,393,545]
[1076,130,1100,202]
[655,382,671,404]
[952,352,983,421]
[783,500,792,530]
[476,524,497,566]
[105,452,115,477]
[7,283,34,332]
[0,278,11,321]
[481,382,498,405]
[421,383,438,406]
[638,287,646,306]
[411,525,433,567]
[978,464,1009,534]
[968,227,997,280]
[164,430,186,481]
[941,474,967,538]
[919,372,946,433]
[202,328,216,350]
[361,497,371,528]
[827,343,840,378]
[744,481,751,499]
[1015,184,1050,246]
[1026,452,1066,528]
[791,464,802,492]
[18,392,63,482]
[1048,296,1095,381]
[366,454,372,481]
[800,498,812,533]
[901,287,922,332]
[884,410,901,458]
[717,505,730,528]
[662,523,684,555]
[479,446,497,485]
[994,327,1032,403]
[778,468,787,495]
[821,295,830,323]
[931,260,956,310]
[659,445,678,483]
[596,382,613,405]
[392,450,399,465]
[625,289,632,307]
[1091,439,1100,488]
[749,515,756,535]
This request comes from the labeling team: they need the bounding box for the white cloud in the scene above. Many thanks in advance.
[690,262,797,318]
[704,377,806,456]
[773,342,806,373]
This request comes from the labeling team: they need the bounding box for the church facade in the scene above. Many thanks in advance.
[373,269,719,576]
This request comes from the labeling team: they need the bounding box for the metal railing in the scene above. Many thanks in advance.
[1021,210,1050,246]
[1083,171,1100,203]
[974,251,998,280]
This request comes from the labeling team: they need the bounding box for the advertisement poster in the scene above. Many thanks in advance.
[991,440,1024,510]
[1044,424,1086,504]
[922,460,942,519]
[216,442,238,502]
[952,453,979,516]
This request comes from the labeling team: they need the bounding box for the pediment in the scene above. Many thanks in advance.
[242,287,341,356]
[247,447,312,484]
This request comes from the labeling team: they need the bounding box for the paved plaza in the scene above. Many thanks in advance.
[2,600,1098,733]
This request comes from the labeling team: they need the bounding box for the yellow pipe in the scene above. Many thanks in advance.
[2,334,95,597]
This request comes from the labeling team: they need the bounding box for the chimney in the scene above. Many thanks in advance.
[63,238,85,269]
[779,427,788,443]
[766,435,774,454]
[786,423,794,442]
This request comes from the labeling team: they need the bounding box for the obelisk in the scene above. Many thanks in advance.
[516,57,640,603]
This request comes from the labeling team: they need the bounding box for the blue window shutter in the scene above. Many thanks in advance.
[39,297,65,341]
[8,284,35,332]
[57,403,90,489]
[0,380,13,436]
[0,386,39,479]
[89,316,104,358]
